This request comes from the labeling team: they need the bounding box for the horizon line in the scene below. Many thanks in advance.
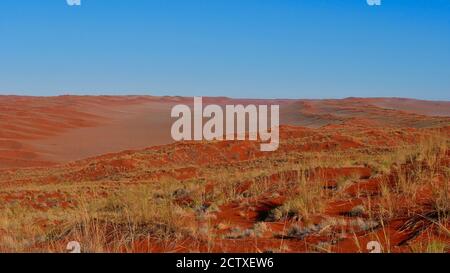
[0,93,449,102]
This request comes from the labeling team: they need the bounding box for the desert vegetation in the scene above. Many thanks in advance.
[0,123,448,253]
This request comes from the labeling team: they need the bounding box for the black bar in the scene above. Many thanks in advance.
[0,253,446,273]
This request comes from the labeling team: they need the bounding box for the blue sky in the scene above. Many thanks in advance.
[0,0,449,100]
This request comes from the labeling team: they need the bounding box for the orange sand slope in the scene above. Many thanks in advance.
[0,95,449,169]
[0,123,448,253]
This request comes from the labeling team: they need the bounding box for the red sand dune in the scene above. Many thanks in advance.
[0,123,448,253]
[362,97,450,117]
[1,95,449,169]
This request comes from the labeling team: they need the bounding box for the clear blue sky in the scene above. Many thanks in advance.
[0,0,449,100]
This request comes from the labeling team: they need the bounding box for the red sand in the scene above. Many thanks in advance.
[1,95,449,169]
[0,96,449,253]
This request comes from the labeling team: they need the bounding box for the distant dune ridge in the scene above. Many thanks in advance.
[0,95,449,169]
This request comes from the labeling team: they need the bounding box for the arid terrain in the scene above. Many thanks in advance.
[0,95,449,253]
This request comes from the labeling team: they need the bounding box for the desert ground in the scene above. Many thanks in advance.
[0,95,449,253]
